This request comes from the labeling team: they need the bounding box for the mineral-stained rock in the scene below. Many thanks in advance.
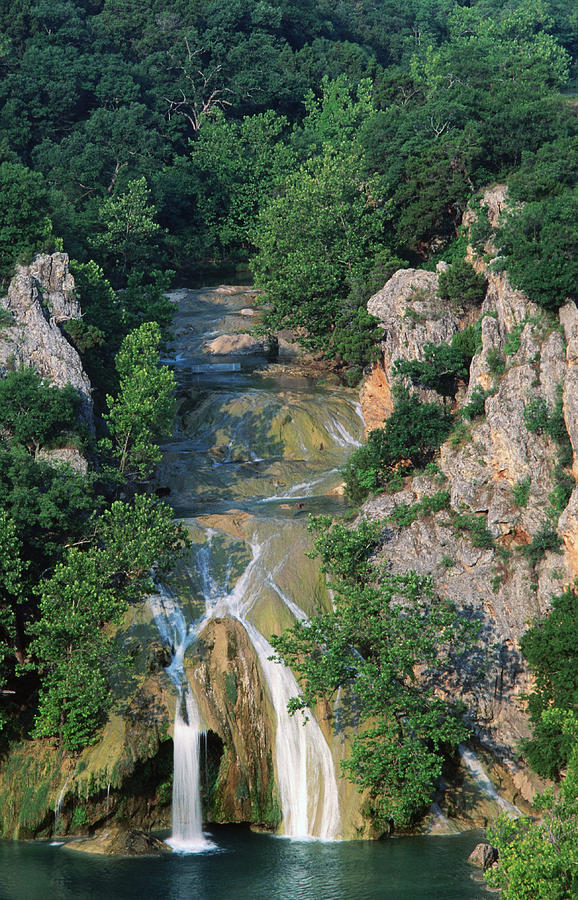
[203,333,265,355]
[186,616,282,830]
[67,825,171,856]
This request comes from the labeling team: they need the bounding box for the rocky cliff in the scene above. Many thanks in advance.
[0,253,93,428]
[359,185,575,809]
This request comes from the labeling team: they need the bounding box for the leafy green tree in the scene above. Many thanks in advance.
[486,718,578,900]
[101,322,175,479]
[0,510,26,732]
[251,143,386,354]
[497,188,578,310]
[92,176,164,280]
[394,332,475,399]
[343,390,453,502]
[0,162,53,284]
[519,586,578,777]
[30,495,188,751]
[0,369,81,455]
[438,259,486,307]
[272,517,472,830]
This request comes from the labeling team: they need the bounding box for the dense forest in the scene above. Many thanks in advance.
[0,0,577,893]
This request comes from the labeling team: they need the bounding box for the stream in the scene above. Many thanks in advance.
[0,286,491,898]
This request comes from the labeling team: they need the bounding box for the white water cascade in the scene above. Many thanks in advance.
[149,588,213,852]
[195,533,342,840]
[459,745,521,817]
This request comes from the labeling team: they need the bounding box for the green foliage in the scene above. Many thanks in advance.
[271,520,473,830]
[486,728,578,899]
[437,259,486,307]
[523,523,562,566]
[307,515,381,584]
[101,322,175,480]
[92,177,163,282]
[0,509,26,732]
[519,587,578,777]
[0,369,81,454]
[0,162,53,285]
[461,385,491,421]
[497,188,578,310]
[486,349,505,377]
[512,476,531,508]
[343,391,453,503]
[394,330,475,399]
[450,511,494,549]
[30,496,188,751]
[389,490,450,528]
[252,142,386,351]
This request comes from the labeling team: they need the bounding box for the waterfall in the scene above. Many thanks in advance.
[195,535,341,840]
[459,745,521,816]
[149,588,213,852]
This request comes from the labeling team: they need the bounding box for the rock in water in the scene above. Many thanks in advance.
[468,842,498,869]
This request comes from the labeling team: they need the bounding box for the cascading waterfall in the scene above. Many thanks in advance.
[191,534,341,839]
[149,587,213,852]
[459,745,521,816]
[150,286,367,845]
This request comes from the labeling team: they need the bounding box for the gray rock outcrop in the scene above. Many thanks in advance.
[0,253,93,428]
[359,187,576,808]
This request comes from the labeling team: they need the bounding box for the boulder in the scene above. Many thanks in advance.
[468,842,498,869]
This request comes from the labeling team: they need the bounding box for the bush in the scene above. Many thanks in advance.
[343,391,453,503]
[519,587,578,777]
[512,476,531,508]
[438,258,486,306]
[523,523,562,566]
[497,188,578,310]
[462,385,491,420]
[393,330,476,399]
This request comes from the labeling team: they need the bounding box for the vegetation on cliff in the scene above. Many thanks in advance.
[271,515,474,831]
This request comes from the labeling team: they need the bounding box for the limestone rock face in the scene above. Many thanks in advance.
[359,192,576,807]
[365,267,460,427]
[0,253,93,427]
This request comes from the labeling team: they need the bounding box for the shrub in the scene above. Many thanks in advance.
[343,391,453,502]
[496,188,578,310]
[523,523,562,566]
[486,348,505,376]
[512,476,531,508]
[438,258,486,306]
[462,385,491,420]
[519,587,578,777]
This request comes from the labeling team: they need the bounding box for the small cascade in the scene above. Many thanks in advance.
[149,588,213,852]
[53,777,69,834]
[459,745,521,817]
[170,687,207,851]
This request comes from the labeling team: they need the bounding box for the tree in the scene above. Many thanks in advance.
[102,322,175,479]
[0,162,53,285]
[496,188,578,310]
[251,143,386,353]
[0,510,26,733]
[519,586,578,777]
[0,369,81,455]
[486,718,578,900]
[92,176,164,279]
[30,496,189,751]
[343,390,453,502]
[271,517,472,830]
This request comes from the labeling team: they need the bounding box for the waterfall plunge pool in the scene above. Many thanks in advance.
[0,828,492,899]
